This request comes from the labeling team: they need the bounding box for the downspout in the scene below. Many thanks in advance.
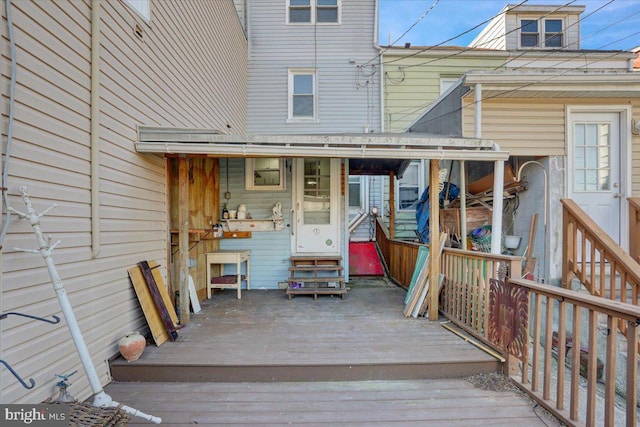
[374,0,384,132]
[91,0,100,258]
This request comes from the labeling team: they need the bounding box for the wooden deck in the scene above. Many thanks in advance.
[104,279,558,425]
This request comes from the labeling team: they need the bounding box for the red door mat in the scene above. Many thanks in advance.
[349,242,384,276]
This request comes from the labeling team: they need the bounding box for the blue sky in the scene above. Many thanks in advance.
[378,0,640,50]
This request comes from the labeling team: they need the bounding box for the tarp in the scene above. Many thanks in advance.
[415,182,459,243]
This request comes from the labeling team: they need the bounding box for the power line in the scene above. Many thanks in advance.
[369,1,529,67]
[398,47,637,130]
[386,0,577,70]
[501,0,615,71]
[365,0,441,66]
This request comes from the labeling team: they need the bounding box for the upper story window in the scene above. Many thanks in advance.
[125,0,150,21]
[287,0,340,24]
[288,69,317,121]
[544,19,563,47]
[520,19,539,47]
[520,18,564,48]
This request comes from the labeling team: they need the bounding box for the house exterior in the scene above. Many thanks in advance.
[219,0,383,288]
[0,0,247,404]
[408,3,640,284]
[380,47,508,240]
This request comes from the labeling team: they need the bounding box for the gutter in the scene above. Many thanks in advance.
[91,0,100,258]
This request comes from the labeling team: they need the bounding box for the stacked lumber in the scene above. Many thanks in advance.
[403,232,447,318]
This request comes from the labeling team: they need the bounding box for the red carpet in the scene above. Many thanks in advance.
[349,242,384,276]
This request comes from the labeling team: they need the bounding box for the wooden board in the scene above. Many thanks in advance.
[188,275,201,314]
[139,261,179,342]
[413,233,447,318]
[128,261,179,346]
[404,246,429,304]
[404,232,446,318]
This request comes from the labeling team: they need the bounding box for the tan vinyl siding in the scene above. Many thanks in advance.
[462,98,639,161]
[1,0,246,404]
[383,52,507,133]
[632,100,640,195]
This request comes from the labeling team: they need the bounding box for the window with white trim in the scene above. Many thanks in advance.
[520,18,564,48]
[397,161,424,211]
[440,77,460,95]
[288,69,316,120]
[125,0,150,21]
[245,158,286,191]
[287,0,340,24]
[348,176,363,208]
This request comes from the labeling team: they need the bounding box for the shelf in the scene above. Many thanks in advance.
[224,218,284,232]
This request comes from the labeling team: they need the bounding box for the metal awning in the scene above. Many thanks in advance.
[136,127,509,175]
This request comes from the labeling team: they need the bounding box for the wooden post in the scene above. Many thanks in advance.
[428,159,440,320]
[389,171,395,240]
[178,156,190,324]
[459,160,467,250]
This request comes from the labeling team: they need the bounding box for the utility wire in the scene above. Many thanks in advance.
[387,0,577,70]
[381,0,529,67]
[500,0,615,70]
[366,0,440,66]
[398,47,637,129]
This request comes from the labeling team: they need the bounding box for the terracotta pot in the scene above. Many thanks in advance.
[118,332,146,362]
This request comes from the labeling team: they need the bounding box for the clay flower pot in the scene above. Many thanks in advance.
[118,332,146,362]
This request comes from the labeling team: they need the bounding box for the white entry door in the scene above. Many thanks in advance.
[293,158,340,254]
[569,112,621,244]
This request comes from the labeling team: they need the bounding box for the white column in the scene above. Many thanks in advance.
[491,159,504,254]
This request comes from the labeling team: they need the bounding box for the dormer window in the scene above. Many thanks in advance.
[520,20,539,47]
[544,19,563,47]
[520,18,564,48]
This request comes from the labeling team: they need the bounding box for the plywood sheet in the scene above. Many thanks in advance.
[128,261,178,346]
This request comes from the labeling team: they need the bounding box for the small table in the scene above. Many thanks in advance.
[206,250,251,299]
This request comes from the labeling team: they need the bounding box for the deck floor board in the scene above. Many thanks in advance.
[105,281,559,425]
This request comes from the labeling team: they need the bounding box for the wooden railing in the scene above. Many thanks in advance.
[507,277,639,427]
[440,248,523,341]
[375,217,421,287]
[561,199,640,345]
[629,197,640,264]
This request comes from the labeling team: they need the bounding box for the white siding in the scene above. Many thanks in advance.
[246,0,380,134]
[1,0,246,403]
[469,12,506,50]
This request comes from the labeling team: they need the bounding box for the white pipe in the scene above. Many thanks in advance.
[90,0,100,258]
[491,159,504,254]
[516,160,548,282]
[459,160,467,250]
[474,83,482,139]
[349,211,368,234]
[10,187,161,424]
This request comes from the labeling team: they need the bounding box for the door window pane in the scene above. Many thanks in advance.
[304,158,331,224]
[573,123,611,192]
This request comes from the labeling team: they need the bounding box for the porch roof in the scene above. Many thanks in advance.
[136,127,509,175]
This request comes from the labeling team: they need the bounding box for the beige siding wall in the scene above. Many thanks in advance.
[462,98,640,193]
[0,0,246,403]
[383,52,507,133]
[631,100,640,196]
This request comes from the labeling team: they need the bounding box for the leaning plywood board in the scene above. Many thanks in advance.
[128,261,178,346]
[404,232,446,318]
[404,246,429,304]
[413,233,447,317]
